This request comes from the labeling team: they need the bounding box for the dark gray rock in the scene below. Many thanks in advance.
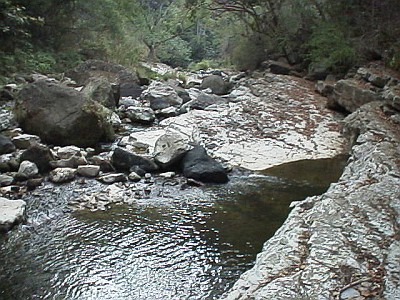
[181,146,229,183]
[120,82,143,98]
[329,79,383,112]
[15,80,115,147]
[190,92,226,110]
[112,147,158,173]
[0,135,16,154]
[20,143,55,173]
[200,75,232,95]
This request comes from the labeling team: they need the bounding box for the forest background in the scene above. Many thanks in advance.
[1,0,400,84]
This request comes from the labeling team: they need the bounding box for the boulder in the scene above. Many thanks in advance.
[77,165,101,177]
[329,79,383,112]
[82,77,119,109]
[141,81,183,110]
[181,146,229,183]
[20,143,54,173]
[0,197,26,232]
[383,85,400,111]
[315,81,335,97]
[11,134,41,149]
[200,75,232,95]
[15,80,115,147]
[17,160,39,179]
[112,147,158,173]
[126,107,156,124]
[65,60,139,86]
[0,135,16,154]
[120,82,143,98]
[49,167,77,183]
[190,92,226,110]
[154,132,191,169]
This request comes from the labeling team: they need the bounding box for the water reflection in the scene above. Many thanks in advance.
[0,156,347,300]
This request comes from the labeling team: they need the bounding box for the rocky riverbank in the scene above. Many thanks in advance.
[221,68,400,298]
[1,60,399,299]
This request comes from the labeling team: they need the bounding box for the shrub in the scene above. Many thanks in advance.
[306,22,356,73]
[157,37,192,68]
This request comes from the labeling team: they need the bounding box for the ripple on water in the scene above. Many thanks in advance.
[0,156,348,300]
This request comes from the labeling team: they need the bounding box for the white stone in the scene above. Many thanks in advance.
[0,197,26,231]
[17,160,39,179]
[77,165,100,177]
[49,167,76,183]
[56,146,82,159]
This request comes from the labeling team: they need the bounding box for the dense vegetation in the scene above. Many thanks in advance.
[1,0,399,83]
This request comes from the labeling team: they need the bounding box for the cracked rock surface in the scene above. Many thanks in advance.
[129,74,347,171]
[221,101,400,299]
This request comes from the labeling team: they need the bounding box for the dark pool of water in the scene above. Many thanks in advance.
[0,156,348,300]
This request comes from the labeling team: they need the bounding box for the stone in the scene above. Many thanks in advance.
[367,73,390,88]
[126,107,156,124]
[98,173,127,184]
[82,77,118,109]
[112,147,158,173]
[120,82,143,98]
[0,109,14,131]
[14,79,115,147]
[11,134,41,149]
[0,134,16,154]
[154,132,191,169]
[20,143,54,173]
[315,80,335,97]
[141,81,183,110]
[0,174,14,187]
[49,167,77,183]
[200,75,232,95]
[190,92,227,110]
[181,145,229,183]
[89,155,115,173]
[159,171,175,178]
[26,178,44,190]
[65,60,139,86]
[50,155,87,169]
[0,197,26,232]
[128,172,142,182]
[56,146,82,159]
[330,79,383,112]
[77,165,101,177]
[17,160,39,179]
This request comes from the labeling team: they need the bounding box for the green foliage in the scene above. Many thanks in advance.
[188,59,220,71]
[136,65,159,80]
[306,22,356,73]
[231,35,266,71]
[157,38,192,67]
[161,71,187,84]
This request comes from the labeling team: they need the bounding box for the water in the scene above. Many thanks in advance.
[0,156,348,300]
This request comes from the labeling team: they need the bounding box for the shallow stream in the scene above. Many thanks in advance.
[0,156,348,300]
